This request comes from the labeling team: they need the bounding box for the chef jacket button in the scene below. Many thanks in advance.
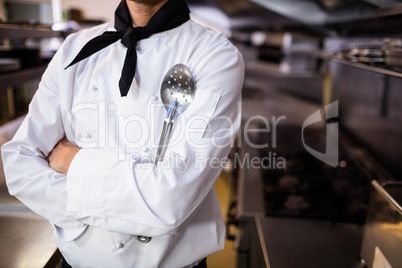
[79,133,90,140]
[143,147,150,153]
[92,86,98,92]
[151,95,159,103]
[136,236,152,243]
[116,241,125,249]
[131,154,140,162]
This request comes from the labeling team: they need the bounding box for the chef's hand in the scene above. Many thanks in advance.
[48,139,80,174]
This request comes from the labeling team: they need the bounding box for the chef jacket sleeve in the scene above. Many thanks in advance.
[1,35,86,237]
[64,40,245,237]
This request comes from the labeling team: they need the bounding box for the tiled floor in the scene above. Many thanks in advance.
[207,173,237,268]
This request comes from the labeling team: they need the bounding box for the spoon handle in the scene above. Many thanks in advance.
[155,102,178,165]
[155,120,173,165]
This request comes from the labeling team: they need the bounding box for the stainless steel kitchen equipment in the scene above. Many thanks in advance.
[234,86,371,267]
[234,39,402,265]
[340,47,386,63]
[385,49,402,67]
[155,64,195,164]
[251,31,320,74]
[235,102,383,267]
[0,58,20,73]
[248,0,402,25]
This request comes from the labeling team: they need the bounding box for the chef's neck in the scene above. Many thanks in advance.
[126,0,169,27]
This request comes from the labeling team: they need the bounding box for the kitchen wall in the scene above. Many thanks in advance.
[0,0,118,23]
[61,0,119,22]
[2,0,52,22]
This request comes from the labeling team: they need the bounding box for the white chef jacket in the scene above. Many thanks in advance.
[1,19,244,268]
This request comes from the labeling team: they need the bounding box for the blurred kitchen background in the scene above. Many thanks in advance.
[1,0,402,267]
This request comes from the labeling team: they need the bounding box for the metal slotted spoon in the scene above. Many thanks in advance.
[155,64,195,165]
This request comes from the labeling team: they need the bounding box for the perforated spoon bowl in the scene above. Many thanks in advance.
[155,64,195,165]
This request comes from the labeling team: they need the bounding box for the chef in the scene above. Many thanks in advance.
[1,0,244,267]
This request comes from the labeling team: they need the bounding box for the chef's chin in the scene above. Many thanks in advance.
[127,0,168,5]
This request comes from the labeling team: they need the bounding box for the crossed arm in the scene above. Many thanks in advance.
[48,139,79,175]
[2,35,245,237]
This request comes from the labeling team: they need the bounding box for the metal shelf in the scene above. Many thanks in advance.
[0,24,65,124]
[0,24,64,39]
[297,50,402,78]
[0,65,47,92]
[331,58,402,78]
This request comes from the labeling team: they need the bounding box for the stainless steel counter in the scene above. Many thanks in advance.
[255,216,365,268]
[0,116,60,267]
[0,211,60,268]
[0,182,59,268]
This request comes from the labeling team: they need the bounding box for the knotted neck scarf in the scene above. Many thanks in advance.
[66,0,190,97]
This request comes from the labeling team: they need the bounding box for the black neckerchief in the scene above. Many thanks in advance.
[66,0,190,97]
